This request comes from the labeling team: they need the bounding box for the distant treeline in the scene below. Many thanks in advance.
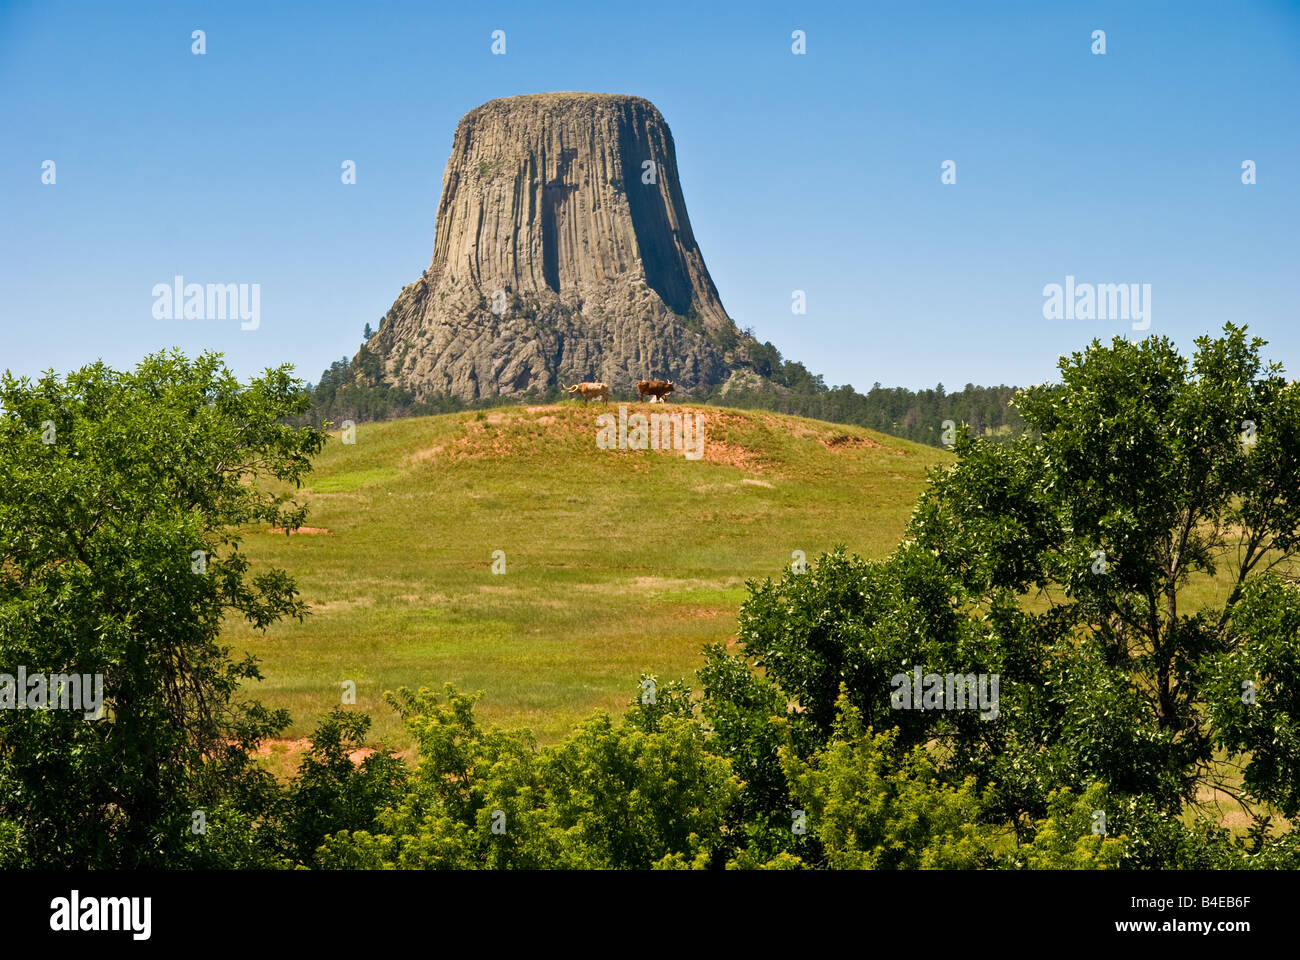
[304,340,1026,449]
[703,340,1025,446]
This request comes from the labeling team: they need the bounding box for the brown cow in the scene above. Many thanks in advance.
[565,381,609,403]
[636,379,675,403]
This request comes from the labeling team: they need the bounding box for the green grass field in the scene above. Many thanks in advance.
[231,402,950,751]
[230,401,1290,834]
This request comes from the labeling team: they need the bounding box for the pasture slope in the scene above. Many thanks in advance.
[232,403,950,755]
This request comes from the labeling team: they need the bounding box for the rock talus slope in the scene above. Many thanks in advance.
[364,93,751,401]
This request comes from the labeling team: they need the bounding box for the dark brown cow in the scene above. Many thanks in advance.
[636,379,675,403]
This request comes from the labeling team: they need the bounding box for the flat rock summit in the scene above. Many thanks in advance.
[360,92,757,401]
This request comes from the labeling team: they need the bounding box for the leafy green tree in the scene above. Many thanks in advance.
[0,351,325,867]
[318,683,739,869]
[543,710,739,868]
[281,709,407,866]
[779,693,995,869]
[312,685,551,869]
[695,643,819,865]
[1010,784,1127,870]
[624,673,695,733]
[727,325,1300,863]
[1205,576,1300,818]
[909,325,1300,823]
[736,544,999,748]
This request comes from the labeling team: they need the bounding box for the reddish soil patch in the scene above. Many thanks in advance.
[256,738,374,767]
[268,526,332,535]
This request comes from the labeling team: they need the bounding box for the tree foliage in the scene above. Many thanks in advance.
[729,325,1300,865]
[0,352,326,867]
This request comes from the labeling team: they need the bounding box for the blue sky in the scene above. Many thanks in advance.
[2,0,1297,391]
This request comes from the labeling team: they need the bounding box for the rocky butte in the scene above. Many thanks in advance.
[358,92,760,402]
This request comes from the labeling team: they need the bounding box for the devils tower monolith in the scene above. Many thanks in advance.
[359,93,754,401]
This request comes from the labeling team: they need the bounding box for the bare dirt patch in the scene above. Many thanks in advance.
[257,738,375,768]
[702,439,764,471]
[257,737,311,757]
[268,526,332,535]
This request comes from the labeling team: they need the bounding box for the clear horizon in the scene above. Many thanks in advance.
[2,0,1297,392]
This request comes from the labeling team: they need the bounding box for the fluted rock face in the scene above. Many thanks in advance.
[364,93,748,401]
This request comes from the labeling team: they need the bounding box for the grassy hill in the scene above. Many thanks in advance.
[231,402,950,749]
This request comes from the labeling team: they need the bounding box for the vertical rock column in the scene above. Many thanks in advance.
[364,92,743,401]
